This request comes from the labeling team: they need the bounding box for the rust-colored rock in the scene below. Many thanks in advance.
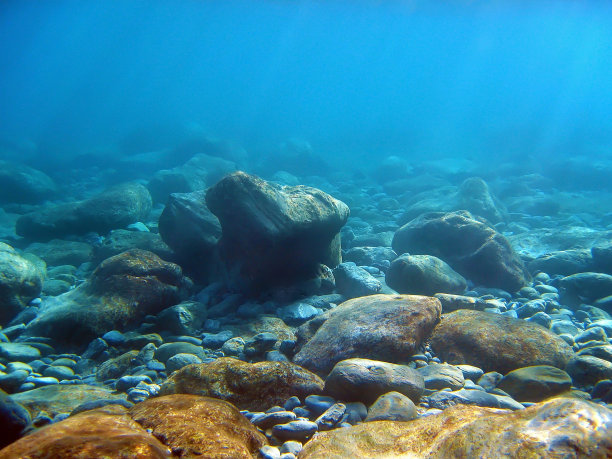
[430,309,574,374]
[299,398,612,459]
[0,405,170,459]
[129,394,266,458]
[293,294,441,376]
[158,357,323,411]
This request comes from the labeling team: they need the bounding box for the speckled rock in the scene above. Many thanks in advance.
[299,398,612,459]
[498,365,572,402]
[0,242,45,325]
[392,210,529,292]
[323,358,424,405]
[16,182,152,241]
[24,249,190,344]
[206,171,349,292]
[430,310,574,374]
[0,405,170,458]
[129,394,266,458]
[158,357,323,411]
[294,295,441,376]
[386,254,466,296]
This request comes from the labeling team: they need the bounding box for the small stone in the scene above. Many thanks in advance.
[272,420,318,441]
[418,363,465,390]
[166,353,203,373]
[477,372,503,392]
[0,370,29,393]
[498,366,572,402]
[280,440,303,456]
[42,366,76,381]
[115,375,153,393]
[252,410,297,430]
[0,343,41,362]
[315,403,346,431]
[365,391,417,422]
[260,445,281,459]
[304,395,336,417]
[284,396,301,412]
[221,337,245,357]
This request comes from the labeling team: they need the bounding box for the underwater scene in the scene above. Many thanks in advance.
[1,0,612,457]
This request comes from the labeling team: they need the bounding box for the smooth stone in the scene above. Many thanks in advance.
[0,370,29,393]
[566,355,612,387]
[386,254,466,296]
[456,364,484,381]
[252,410,297,430]
[0,343,41,362]
[427,388,502,409]
[154,342,207,364]
[304,395,337,417]
[165,353,203,373]
[364,391,417,422]
[333,262,382,298]
[418,363,465,391]
[0,390,31,449]
[314,402,346,431]
[42,366,76,381]
[272,420,318,441]
[498,365,572,402]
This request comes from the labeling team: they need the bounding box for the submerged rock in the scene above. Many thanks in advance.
[386,254,466,296]
[392,210,529,292]
[24,249,190,345]
[206,171,349,292]
[158,357,323,411]
[16,182,152,241]
[0,242,45,325]
[0,160,56,204]
[0,405,170,458]
[299,398,612,459]
[129,394,266,458]
[293,294,441,376]
[24,239,93,267]
[94,229,173,263]
[430,310,574,374]
[498,365,572,402]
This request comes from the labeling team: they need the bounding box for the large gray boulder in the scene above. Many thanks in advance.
[16,182,152,241]
[206,171,349,292]
[0,243,45,325]
[392,210,529,292]
[386,254,466,296]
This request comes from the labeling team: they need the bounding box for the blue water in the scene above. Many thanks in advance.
[1,0,612,168]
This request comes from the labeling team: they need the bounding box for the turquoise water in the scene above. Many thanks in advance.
[1,0,612,168]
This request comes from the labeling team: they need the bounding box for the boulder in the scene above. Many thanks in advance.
[147,153,237,203]
[559,272,612,305]
[16,182,152,241]
[158,190,221,264]
[206,171,348,292]
[457,177,505,223]
[129,394,266,458]
[430,310,574,374]
[293,294,441,376]
[299,398,612,459]
[498,365,572,402]
[0,160,56,204]
[566,355,612,388]
[24,239,93,267]
[527,249,594,276]
[386,254,466,295]
[392,210,529,292]
[0,242,45,325]
[94,229,173,263]
[24,249,190,345]
[158,357,323,411]
[323,358,424,405]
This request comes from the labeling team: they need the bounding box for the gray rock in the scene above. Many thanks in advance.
[272,420,318,441]
[333,262,382,298]
[364,391,417,422]
[16,182,152,241]
[477,372,503,392]
[386,254,466,296]
[0,160,56,204]
[324,358,425,405]
[343,247,398,272]
[0,370,29,393]
[528,249,594,276]
[42,365,76,381]
[418,363,465,390]
[392,210,529,292]
[154,342,207,364]
[25,239,93,267]
[498,365,572,402]
[0,243,45,325]
[559,272,612,305]
[253,410,297,430]
[314,402,346,431]
[279,303,320,325]
[165,353,203,373]
[206,171,349,292]
[94,229,173,263]
[427,388,501,409]
[156,301,207,336]
[456,364,484,382]
[0,343,41,362]
[566,355,612,388]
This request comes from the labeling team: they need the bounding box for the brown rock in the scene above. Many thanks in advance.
[430,310,575,374]
[293,294,441,376]
[299,398,612,459]
[24,249,191,345]
[129,394,266,458]
[158,357,323,411]
[0,405,170,459]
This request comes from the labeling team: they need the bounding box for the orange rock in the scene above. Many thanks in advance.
[129,394,266,458]
[0,405,170,459]
[159,357,323,411]
[300,398,612,458]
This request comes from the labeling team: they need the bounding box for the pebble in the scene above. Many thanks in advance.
[166,353,202,373]
[260,445,281,459]
[252,411,297,429]
[280,441,303,456]
[0,343,41,362]
[115,375,152,392]
[315,403,346,431]
[304,395,336,417]
[284,396,301,411]
[43,366,76,380]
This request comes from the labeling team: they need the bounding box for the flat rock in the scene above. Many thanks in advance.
[324,358,425,405]
[293,294,441,376]
[16,182,152,241]
[158,357,323,411]
[430,310,575,374]
[0,242,45,325]
[24,249,190,345]
[386,254,466,296]
[9,384,126,418]
[129,394,266,458]
[498,365,572,402]
[206,171,349,292]
[299,398,612,458]
[392,210,529,292]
